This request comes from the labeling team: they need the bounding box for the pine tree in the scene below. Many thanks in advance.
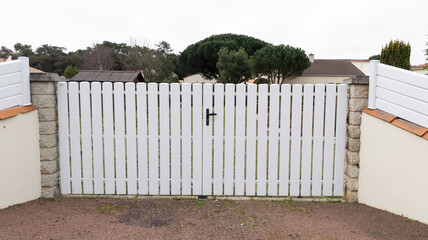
[380,40,411,70]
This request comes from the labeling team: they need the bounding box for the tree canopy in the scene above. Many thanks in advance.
[249,44,310,84]
[178,34,268,80]
[0,41,180,82]
[380,40,411,70]
[216,47,251,84]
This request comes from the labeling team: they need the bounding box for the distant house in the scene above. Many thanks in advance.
[412,63,428,75]
[0,57,45,73]
[287,54,367,84]
[70,70,145,83]
[183,73,216,84]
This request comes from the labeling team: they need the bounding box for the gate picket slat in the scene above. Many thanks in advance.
[257,84,268,196]
[103,82,115,194]
[235,84,246,195]
[301,85,314,196]
[159,83,170,195]
[203,84,213,195]
[279,85,291,196]
[334,84,347,196]
[58,82,71,194]
[148,83,159,195]
[213,84,224,195]
[192,84,203,195]
[181,83,192,195]
[268,84,280,196]
[245,84,257,196]
[290,84,302,196]
[69,82,82,194]
[170,83,181,195]
[312,84,325,196]
[137,83,148,194]
[224,84,235,195]
[125,83,137,195]
[114,83,126,194]
[91,83,103,194]
[80,82,93,194]
[323,84,337,196]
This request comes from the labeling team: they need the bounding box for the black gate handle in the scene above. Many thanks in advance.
[206,108,217,126]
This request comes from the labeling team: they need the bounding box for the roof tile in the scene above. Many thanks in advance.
[362,108,397,122]
[390,118,428,137]
[0,105,37,120]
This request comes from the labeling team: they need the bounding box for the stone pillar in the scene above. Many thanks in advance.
[30,72,62,198]
[343,75,369,202]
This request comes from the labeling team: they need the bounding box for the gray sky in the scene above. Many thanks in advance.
[3,0,427,65]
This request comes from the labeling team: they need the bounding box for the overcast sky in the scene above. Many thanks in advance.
[3,0,427,65]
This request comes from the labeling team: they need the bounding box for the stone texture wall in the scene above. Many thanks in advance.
[343,76,369,202]
[30,72,63,198]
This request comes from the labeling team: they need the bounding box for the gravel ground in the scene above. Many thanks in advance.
[0,197,427,240]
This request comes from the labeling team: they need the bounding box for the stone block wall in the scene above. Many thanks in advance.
[343,76,369,202]
[30,72,62,198]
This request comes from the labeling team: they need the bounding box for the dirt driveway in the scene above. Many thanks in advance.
[0,197,427,239]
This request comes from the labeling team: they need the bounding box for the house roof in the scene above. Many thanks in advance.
[302,59,366,76]
[70,70,145,82]
[412,63,427,70]
[0,58,45,73]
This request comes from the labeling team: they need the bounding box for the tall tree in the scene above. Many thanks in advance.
[31,44,68,74]
[14,43,34,57]
[63,65,79,78]
[380,40,411,70]
[178,34,268,79]
[249,44,310,84]
[82,44,115,70]
[216,47,251,84]
[369,54,381,60]
[0,46,13,58]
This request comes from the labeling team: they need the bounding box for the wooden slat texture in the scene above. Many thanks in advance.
[192,84,203,195]
[0,72,20,88]
[69,82,82,194]
[300,85,314,196]
[377,76,428,103]
[312,84,325,196]
[334,84,347,196]
[224,84,235,195]
[137,83,149,194]
[257,84,268,196]
[246,84,257,196]
[202,84,213,195]
[235,84,246,195]
[323,84,337,196]
[148,83,159,195]
[80,82,93,194]
[91,82,104,194]
[159,83,170,195]
[267,84,279,196]
[114,83,126,194]
[377,63,428,89]
[170,83,181,195]
[279,84,291,196]
[181,83,192,195]
[213,84,224,195]
[125,83,137,195]
[102,83,115,194]
[57,82,71,194]
[290,84,302,196]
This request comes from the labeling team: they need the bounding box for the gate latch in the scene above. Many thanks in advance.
[206,108,217,126]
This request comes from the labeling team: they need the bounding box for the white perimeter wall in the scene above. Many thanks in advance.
[359,113,428,224]
[0,110,41,209]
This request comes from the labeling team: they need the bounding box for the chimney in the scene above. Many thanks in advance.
[309,53,314,63]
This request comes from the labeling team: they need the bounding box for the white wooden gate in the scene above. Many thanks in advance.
[58,82,347,197]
